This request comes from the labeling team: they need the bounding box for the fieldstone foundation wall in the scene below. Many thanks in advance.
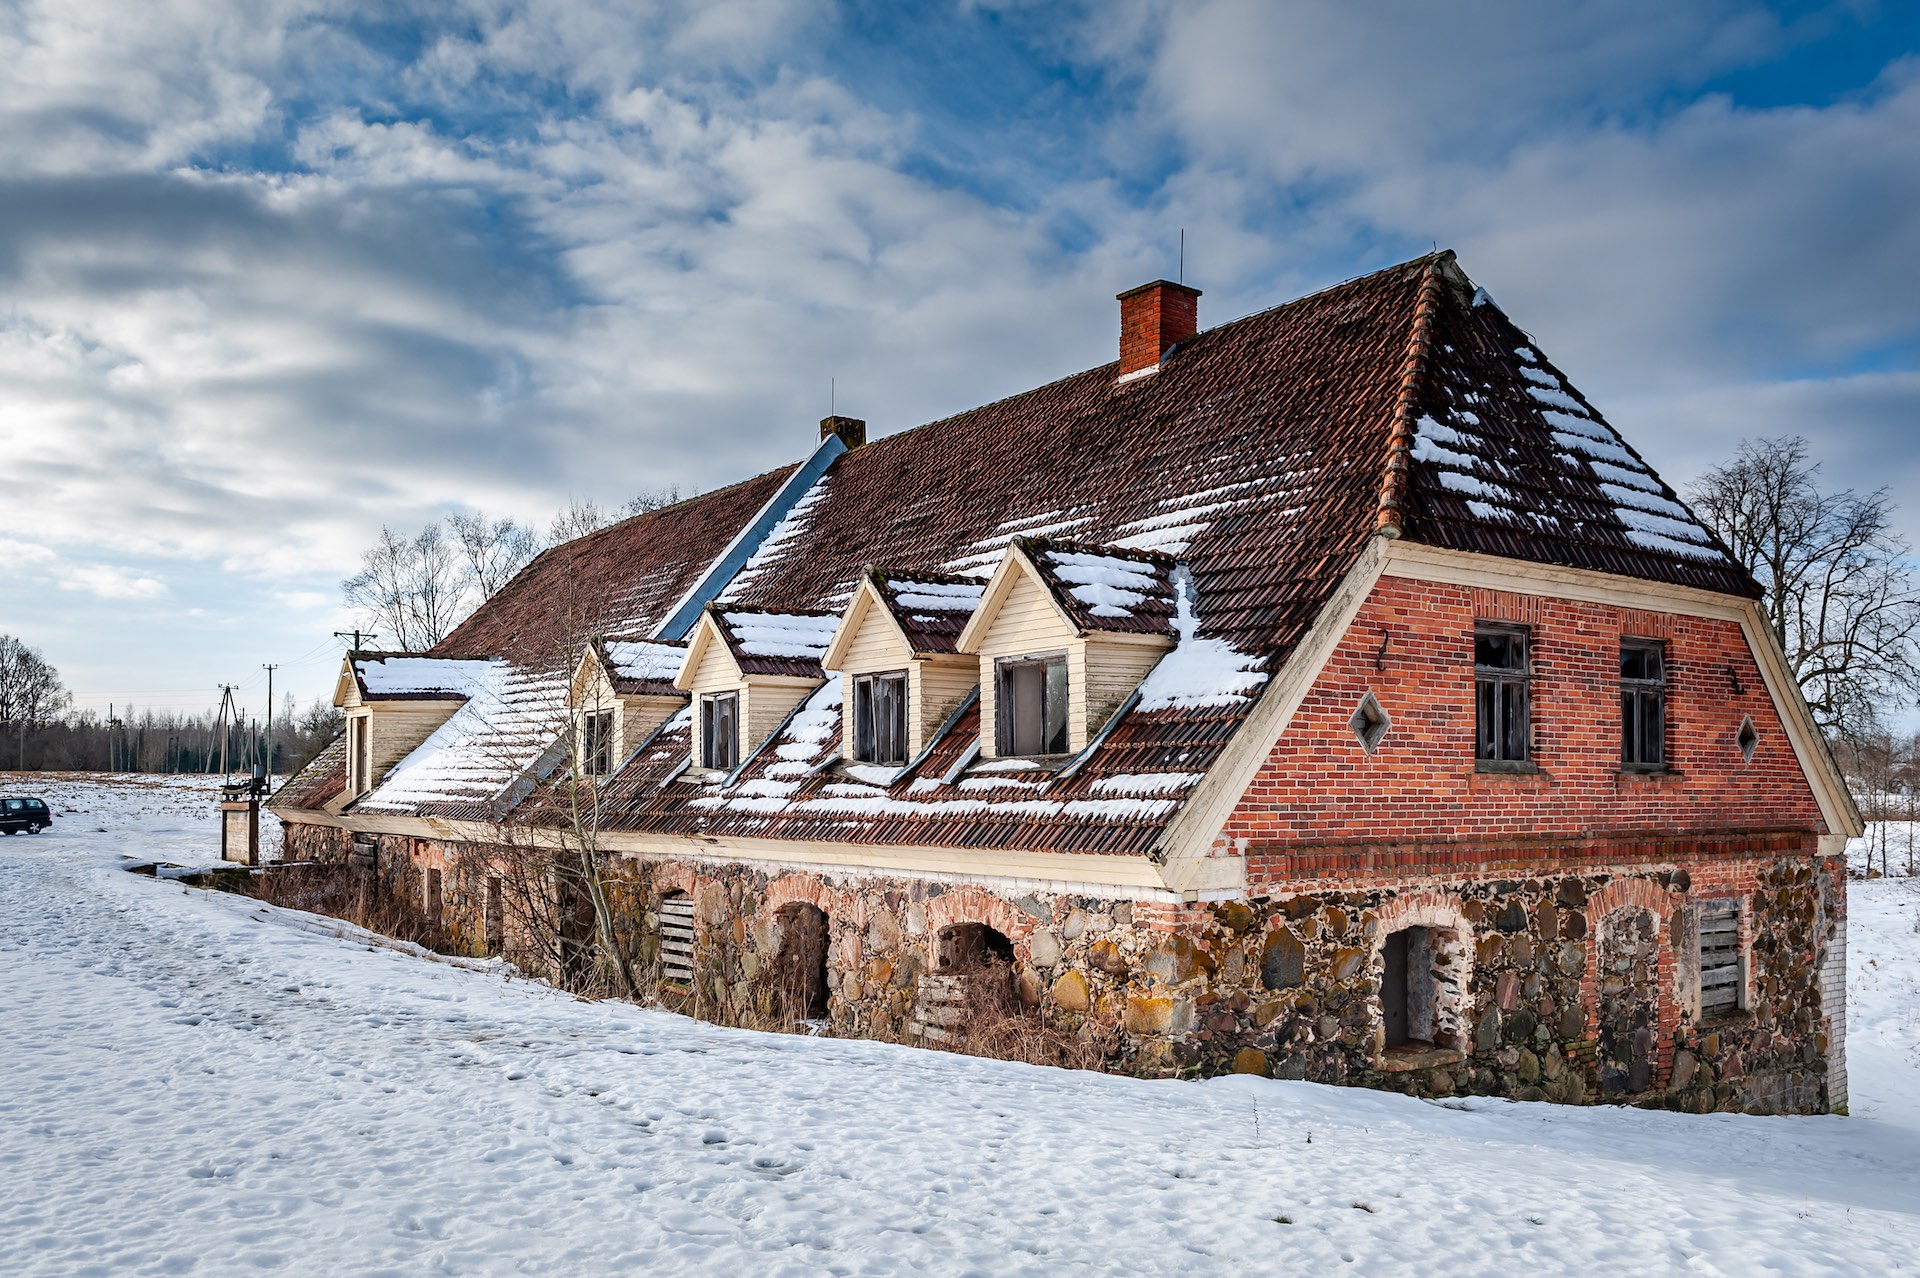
[271,819,1844,1114]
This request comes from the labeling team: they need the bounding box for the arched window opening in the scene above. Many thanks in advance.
[774,903,831,1023]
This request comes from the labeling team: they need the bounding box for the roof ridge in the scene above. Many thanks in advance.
[1375,251,1454,538]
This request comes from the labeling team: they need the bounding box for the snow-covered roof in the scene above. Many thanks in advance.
[871,568,987,653]
[599,638,687,695]
[1024,539,1179,637]
[351,655,496,701]
[712,608,840,677]
[355,664,569,817]
[289,250,1757,847]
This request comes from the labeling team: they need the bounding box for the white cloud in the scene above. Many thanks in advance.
[61,564,168,600]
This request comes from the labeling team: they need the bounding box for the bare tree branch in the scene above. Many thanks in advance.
[1690,436,1920,737]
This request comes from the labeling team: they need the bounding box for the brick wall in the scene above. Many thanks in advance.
[1225,575,1824,877]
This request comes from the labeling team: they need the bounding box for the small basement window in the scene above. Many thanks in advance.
[1620,639,1666,770]
[657,891,696,986]
[996,654,1068,756]
[1697,904,1744,1017]
[700,692,739,772]
[1474,624,1530,765]
[580,709,614,776]
[852,671,909,764]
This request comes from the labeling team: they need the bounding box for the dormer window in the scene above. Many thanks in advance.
[996,654,1068,756]
[700,692,740,771]
[580,709,614,777]
[851,672,909,764]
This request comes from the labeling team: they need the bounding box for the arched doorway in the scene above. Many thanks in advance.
[773,902,830,1023]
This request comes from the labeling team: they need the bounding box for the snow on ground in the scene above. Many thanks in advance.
[2,776,1919,1275]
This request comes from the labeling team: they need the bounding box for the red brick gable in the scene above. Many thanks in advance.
[1221,574,1824,879]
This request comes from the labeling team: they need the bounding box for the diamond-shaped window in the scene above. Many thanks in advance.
[1736,715,1759,763]
[1350,691,1390,754]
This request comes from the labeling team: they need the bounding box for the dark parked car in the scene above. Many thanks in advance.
[0,796,52,834]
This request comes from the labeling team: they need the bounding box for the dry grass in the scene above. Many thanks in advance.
[248,862,452,953]
[942,962,1115,1072]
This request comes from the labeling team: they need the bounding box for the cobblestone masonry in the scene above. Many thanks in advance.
[279,821,1842,1113]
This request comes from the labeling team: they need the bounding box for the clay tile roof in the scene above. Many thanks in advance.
[870,567,986,653]
[711,606,839,679]
[1019,537,1179,637]
[289,250,1755,849]
[429,466,795,665]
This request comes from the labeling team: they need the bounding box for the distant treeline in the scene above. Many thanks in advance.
[6,697,343,777]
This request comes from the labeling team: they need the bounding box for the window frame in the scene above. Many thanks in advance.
[348,714,372,796]
[1473,623,1532,769]
[579,707,615,777]
[994,653,1069,758]
[699,691,740,772]
[1619,637,1668,773]
[851,670,910,765]
[1695,901,1746,1020]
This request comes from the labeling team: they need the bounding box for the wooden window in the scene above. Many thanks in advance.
[1620,639,1666,771]
[657,891,696,985]
[700,692,739,771]
[851,671,909,764]
[1698,905,1744,1017]
[424,867,443,927]
[995,654,1068,756]
[1474,624,1530,765]
[348,716,372,795]
[580,709,614,776]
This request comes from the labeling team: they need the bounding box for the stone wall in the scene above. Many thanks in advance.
[274,818,1842,1114]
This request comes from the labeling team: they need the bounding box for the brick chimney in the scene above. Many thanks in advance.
[820,415,866,449]
[1117,280,1201,379]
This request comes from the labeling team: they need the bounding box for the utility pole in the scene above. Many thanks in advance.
[212,685,236,777]
[333,629,378,651]
[263,663,277,783]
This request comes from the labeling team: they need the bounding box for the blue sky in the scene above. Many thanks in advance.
[1,0,1916,722]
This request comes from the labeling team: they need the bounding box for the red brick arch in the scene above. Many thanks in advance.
[761,873,838,922]
[923,886,1031,957]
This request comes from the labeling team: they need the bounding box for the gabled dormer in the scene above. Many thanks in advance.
[821,567,985,767]
[570,637,688,778]
[956,539,1178,759]
[674,606,835,777]
[332,652,492,802]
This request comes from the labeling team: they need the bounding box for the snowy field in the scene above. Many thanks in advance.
[1,774,1918,1276]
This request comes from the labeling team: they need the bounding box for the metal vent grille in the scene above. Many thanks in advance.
[658,893,696,986]
[1699,907,1742,1015]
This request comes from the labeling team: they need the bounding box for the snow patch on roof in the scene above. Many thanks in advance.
[359,664,567,812]
[889,578,985,613]
[719,480,831,601]
[601,640,684,686]
[723,611,839,660]
[1090,772,1205,796]
[1136,566,1268,712]
[356,657,494,698]
[1043,550,1159,619]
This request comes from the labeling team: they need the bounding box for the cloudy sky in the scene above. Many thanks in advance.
[2,0,1916,721]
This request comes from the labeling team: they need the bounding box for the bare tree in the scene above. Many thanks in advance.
[448,511,541,599]
[1688,437,1920,735]
[550,489,683,545]
[0,636,70,768]
[341,524,465,651]
[548,498,611,544]
[619,486,683,519]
